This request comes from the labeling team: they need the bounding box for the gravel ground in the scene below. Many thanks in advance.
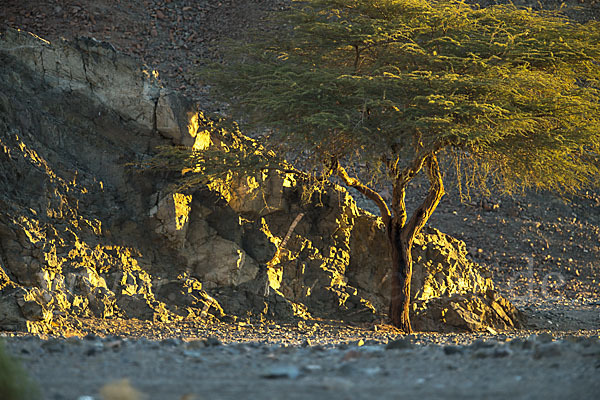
[2,325,600,400]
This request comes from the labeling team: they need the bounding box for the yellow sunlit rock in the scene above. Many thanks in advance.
[189,113,211,151]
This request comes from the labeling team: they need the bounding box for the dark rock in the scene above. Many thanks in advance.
[537,332,554,344]
[117,294,155,321]
[85,347,98,356]
[443,345,464,355]
[492,345,513,358]
[83,333,100,341]
[473,349,492,358]
[521,339,536,350]
[385,337,414,350]
[470,339,497,350]
[337,363,360,376]
[533,343,562,359]
[0,287,29,331]
[161,338,181,346]
[203,337,222,347]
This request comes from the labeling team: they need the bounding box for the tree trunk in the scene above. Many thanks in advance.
[335,153,443,333]
[389,222,413,333]
[387,153,444,332]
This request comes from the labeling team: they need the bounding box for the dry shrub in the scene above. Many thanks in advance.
[0,339,39,400]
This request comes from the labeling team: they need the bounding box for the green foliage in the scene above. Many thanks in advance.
[0,339,39,400]
[203,0,600,195]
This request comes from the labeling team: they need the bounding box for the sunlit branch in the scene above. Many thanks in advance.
[402,153,444,243]
[335,163,392,228]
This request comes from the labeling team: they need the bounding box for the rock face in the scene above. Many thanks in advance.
[0,29,219,331]
[0,29,521,333]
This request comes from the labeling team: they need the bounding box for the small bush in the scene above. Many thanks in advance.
[0,339,40,400]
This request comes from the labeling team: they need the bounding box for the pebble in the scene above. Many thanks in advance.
[104,339,124,350]
[443,345,464,355]
[261,365,301,379]
[337,362,360,376]
[85,346,99,357]
[83,333,100,341]
[161,338,181,346]
[537,332,554,343]
[472,349,492,359]
[65,337,82,345]
[204,336,222,347]
[182,349,203,360]
[521,338,536,350]
[470,339,497,349]
[492,345,513,358]
[85,341,104,356]
[301,364,323,373]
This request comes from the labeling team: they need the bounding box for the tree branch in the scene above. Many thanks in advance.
[335,163,392,228]
[391,184,407,229]
[401,153,444,243]
[389,152,427,241]
[397,154,428,186]
[267,155,338,182]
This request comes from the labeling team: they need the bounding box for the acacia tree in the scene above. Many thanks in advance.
[159,0,600,332]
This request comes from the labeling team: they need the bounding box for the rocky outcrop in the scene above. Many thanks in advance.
[0,29,521,334]
[347,216,522,331]
[349,217,493,307]
[0,29,220,331]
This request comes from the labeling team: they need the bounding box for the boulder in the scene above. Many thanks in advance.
[412,290,523,332]
[0,287,30,331]
[0,286,52,333]
[347,212,522,332]
[348,214,493,307]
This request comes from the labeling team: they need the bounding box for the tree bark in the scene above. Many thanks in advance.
[388,153,444,332]
[389,221,414,332]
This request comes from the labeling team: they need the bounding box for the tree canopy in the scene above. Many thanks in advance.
[205,0,600,195]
